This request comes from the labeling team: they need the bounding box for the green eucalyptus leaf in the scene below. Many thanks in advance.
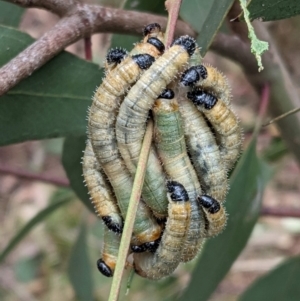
[68,222,94,301]
[180,138,273,301]
[239,256,300,301]
[0,25,102,146]
[0,1,24,27]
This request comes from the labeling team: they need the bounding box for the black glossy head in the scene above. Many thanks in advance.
[102,216,123,234]
[106,48,127,65]
[172,36,196,56]
[180,65,208,86]
[158,88,174,99]
[187,89,218,110]
[147,37,165,53]
[132,53,155,69]
[198,195,220,214]
[143,23,161,36]
[131,238,161,253]
[166,180,189,202]
[97,259,113,277]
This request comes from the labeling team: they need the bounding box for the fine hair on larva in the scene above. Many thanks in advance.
[176,91,228,202]
[133,181,191,280]
[82,139,123,233]
[187,89,242,171]
[97,227,124,277]
[88,24,167,246]
[153,89,205,262]
[181,63,232,106]
[198,195,227,238]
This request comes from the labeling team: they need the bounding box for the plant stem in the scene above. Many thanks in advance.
[108,120,153,301]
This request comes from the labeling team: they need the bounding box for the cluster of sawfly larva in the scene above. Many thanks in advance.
[82,23,243,280]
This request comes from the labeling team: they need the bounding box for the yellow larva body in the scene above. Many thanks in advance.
[82,139,123,233]
[153,93,204,262]
[97,227,123,277]
[187,89,242,171]
[133,181,190,280]
[88,31,166,245]
[198,195,227,237]
[178,95,228,201]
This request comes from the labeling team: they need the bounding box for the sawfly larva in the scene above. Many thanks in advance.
[97,227,124,277]
[88,24,166,246]
[105,48,128,72]
[181,64,231,105]
[187,89,242,171]
[198,195,227,237]
[153,89,205,262]
[82,139,123,233]
[133,181,190,280]
[177,93,228,201]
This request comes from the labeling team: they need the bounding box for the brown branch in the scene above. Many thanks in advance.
[0,3,195,96]
[0,165,70,187]
[261,207,300,219]
[3,0,77,17]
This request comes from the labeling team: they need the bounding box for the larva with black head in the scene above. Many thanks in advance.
[82,139,123,233]
[97,227,125,277]
[88,24,166,247]
[198,195,227,237]
[187,89,242,171]
[181,64,232,106]
[115,36,196,219]
[153,90,205,262]
[133,181,191,280]
[177,93,228,202]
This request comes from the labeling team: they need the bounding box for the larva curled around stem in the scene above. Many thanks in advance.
[181,64,232,105]
[187,89,242,171]
[133,181,191,280]
[198,195,227,237]
[88,24,166,247]
[97,227,124,277]
[153,89,205,262]
[82,139,123,233]
[177,93,228,201]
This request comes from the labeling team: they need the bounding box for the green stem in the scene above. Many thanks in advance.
[108,120,153,301]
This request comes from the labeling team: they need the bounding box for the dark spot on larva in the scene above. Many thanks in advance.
[158,89,174,99]
[132,54,155,70]
[172,36,196,56]
[187,89,218,110]
[143,23,161,37]
[131,237,161,253]
[167,180,189,202]
[106,48,128,65]
[147,37,165,53]
[198,195,220,214]
[97,258,113,277]
[102,216,123,234]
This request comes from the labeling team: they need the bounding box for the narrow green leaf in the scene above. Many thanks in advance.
[68,222,94,301]
[180,0,235,56]
[239,0,268,72]
[179,138,273,301]
[0,1,24,27]
[62,136,95,213]
[0,195,72,263]
[239,256,300,301]
[246,0,300,22]
[0,25,102,146]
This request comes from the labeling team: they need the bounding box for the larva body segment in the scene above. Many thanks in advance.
[198,195,227,237]
[116,36,196,219]
[181,64,232,105]
[153,90,204,262]
[82,139,123,233]
[177,94,228,201]
[97,227,123,277]
[187,89,242,171]
[133,181,191,280]
[89,27,166,245]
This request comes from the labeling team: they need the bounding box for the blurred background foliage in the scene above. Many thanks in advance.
[1,0,300,300]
